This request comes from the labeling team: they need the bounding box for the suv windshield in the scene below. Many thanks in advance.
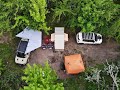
[17,52,25,58]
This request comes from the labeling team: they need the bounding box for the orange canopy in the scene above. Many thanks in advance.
[64,54,85,74]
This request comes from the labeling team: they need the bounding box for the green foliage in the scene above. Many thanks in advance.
[85,82,98,90]
[0,0,15,34]
[51,0,75,22]
[0,44,12,60]
[0,67,23,90]
[107,17,120,42]
[0,43,24,90]
[13,0,50,33]
[85,62,120,90]
[113,0,120,4]
[0,59,4,76]
[0,0,50,34]
[51,0,120,33]
[63,74,86,90]
[21,62,64,90]
[53,0,120,32]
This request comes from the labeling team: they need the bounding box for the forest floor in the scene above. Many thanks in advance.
[29,35,120,79]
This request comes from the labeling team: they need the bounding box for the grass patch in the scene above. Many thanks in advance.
[0,41,23,70]
[0,41,24,90]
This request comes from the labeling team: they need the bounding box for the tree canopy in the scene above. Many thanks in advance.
[0,0,120,41]
[0,0,50,34]
[21,62,64,90]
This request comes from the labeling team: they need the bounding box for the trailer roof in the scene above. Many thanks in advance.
[54,27,64,50]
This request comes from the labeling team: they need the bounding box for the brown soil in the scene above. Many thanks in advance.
[29,35,120,79]
[0,33,11,44]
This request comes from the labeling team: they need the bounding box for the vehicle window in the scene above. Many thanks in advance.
[95,34,97,41]
[17,52,25,58]
[83,39,94,42]
[17,40,29,53]
[78,34,80,40]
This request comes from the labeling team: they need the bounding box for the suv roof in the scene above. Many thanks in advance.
[82,33,95,41]
[17,40,29,53]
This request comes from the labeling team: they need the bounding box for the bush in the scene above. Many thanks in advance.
[0,67,23,90]
[21,62,64,90]
[0,0,50,34]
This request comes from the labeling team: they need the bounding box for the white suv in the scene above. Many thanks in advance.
[76,32,102,44]
[15,38,30,65]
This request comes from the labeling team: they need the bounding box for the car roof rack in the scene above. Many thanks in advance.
[82,33,95,41]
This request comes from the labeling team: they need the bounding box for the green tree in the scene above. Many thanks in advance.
[0,0,50,34]
[21,62,64,90]
[51,0,120,33]
[0,0,15,34]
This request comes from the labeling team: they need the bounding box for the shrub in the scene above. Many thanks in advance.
[0,0,50,34]
[21,62,64,90]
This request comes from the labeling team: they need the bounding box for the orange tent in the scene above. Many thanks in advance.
[64,54,85,74]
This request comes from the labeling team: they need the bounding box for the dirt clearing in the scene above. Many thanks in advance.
[29,35,120,78]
